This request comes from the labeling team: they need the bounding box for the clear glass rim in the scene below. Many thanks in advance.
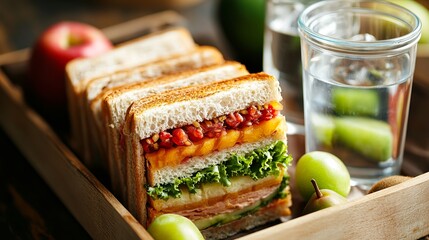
[297,0,422,51]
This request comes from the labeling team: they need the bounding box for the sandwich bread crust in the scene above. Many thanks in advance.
[66,27,196,91]
[126,73,282,140]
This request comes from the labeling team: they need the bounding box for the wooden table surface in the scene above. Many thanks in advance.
[1,0,429,239]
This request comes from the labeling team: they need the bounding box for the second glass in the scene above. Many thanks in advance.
[264,0,318,125]
[298,0,421,187]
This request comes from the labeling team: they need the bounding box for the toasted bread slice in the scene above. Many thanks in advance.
[65,27,196,166]
[126,73,282,140]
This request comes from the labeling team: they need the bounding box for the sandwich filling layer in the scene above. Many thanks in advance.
[148,137,284,187]
[148,171,291,230]
[150,174,282,211]
[145,115,286,173]
[142,103,284,180]
[146,140,292,200]
[141,102,282,154]
[192,189,291,230]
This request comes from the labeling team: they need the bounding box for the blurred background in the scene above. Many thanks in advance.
[2,0,427,73]
[0,0,266,72]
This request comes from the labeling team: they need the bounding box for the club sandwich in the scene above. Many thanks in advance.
[123,73,292,239]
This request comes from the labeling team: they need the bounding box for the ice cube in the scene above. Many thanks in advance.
[336,61,384,86]
[349,33,377,42]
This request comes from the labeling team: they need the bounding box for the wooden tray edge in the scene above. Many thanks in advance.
[241,172,429,239]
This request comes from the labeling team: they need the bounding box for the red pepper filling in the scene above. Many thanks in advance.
[140,103,280,153]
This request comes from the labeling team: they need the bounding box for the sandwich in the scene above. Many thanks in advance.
[101,61,249,202]
[122,73,293,239]
[84,46,224,166]
[65,27,196,165]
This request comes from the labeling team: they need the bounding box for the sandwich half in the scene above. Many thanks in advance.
[123,73,292,239]
[101,61,248,202]
[65,27,196,165]
[84,46,224,165]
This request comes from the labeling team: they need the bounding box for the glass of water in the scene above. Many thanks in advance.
[298,0,422,187]
[264,0,318,125]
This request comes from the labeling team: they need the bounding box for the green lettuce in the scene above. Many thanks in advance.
[147,141,292,200]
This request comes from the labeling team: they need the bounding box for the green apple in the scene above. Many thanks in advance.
[295,151,351,201]
[387,0,429,43]
[147,214,204,240]
[302,179,348,214]
[335,117,393,162]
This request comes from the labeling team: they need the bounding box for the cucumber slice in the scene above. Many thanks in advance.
[332,88,380,117]
[334,117,392,162]
[311,113,335,147]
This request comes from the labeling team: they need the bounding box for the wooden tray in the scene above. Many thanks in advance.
[1,12,429,240]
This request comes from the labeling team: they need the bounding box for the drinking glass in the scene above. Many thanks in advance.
[264,0,318,125]
[298,0,422,187]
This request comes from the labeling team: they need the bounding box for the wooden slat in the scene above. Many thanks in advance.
[0,48,30,66]
[0,70,152,239]
[241,172,429,240]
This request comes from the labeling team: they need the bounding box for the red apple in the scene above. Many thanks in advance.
[27,21,113,109]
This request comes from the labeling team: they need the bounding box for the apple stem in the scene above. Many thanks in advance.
[311,179,323,199]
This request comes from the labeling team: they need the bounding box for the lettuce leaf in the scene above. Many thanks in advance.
[147,141,292,200]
